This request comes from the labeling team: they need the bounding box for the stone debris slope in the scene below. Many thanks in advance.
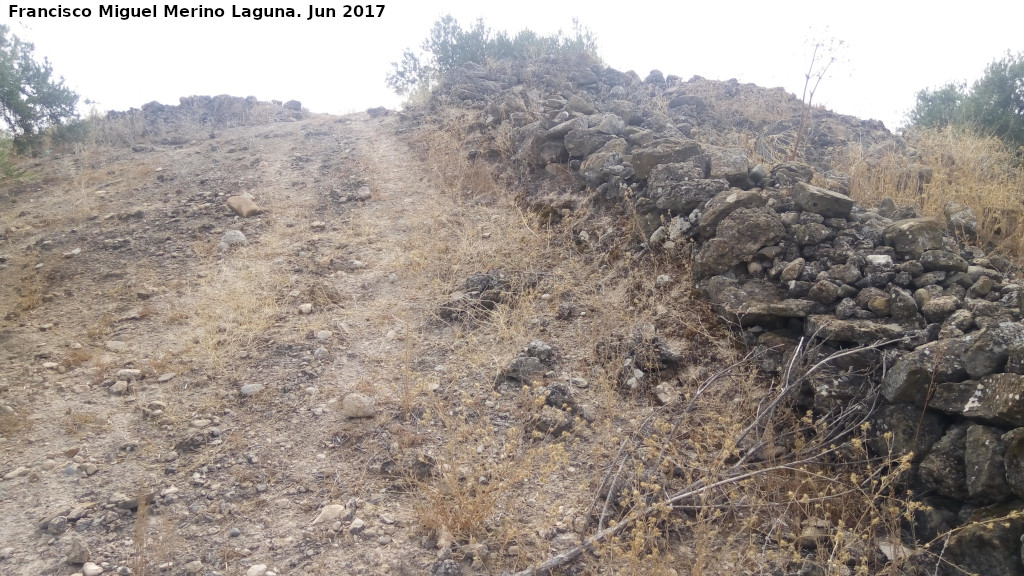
[419,58,1024,576]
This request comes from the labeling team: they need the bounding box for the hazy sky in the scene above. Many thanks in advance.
[7,1,1023,130]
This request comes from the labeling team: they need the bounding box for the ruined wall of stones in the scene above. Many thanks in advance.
[419,59,1024,575]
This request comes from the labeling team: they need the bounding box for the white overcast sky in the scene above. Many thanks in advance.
[7,0,1024,131]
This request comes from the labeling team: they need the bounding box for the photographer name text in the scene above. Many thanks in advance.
[9,4,385,20]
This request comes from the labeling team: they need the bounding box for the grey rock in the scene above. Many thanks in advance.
[562,94,597,115]
[591,113,625,135]
[920,250,968,272]
[919,424,969,499]
[883,218,945,259]
[693,208,785,279]
[695,189,764,239]
[632,138,703,179]
[931,374,1024,427]
[965,424,1011,503]
[239,383,263,397]
[770,161,814,186]
[867,403,944,461]
[882,336,972,403]
[563,128,613,158]
[283,100,302,110]
[66,533,90,564]
[965,324,1024,378]
[888,287,918,321]
[808,280,841,304]
[648,162,729,216]
[944,200,978,239]
[920,295,960,323]
[497,355,545,387]
[579,138,628,188]
[793,222,833,246]
[945,504,1024,576]
[780,258,806,282]
[706,147,752,188]
[341,393,375,419]
[705,276,815,326]
[792,182,854,218]
[804,315,906,345]
[1003,428,1024,498]
[219,230,248,250]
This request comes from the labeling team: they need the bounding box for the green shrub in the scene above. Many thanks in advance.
[0,24,79,148]
[386,15,599,96]
[910,51,1024,148]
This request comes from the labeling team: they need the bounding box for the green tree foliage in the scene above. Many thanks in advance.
[910,51,1024,147]
[0,24,79,144]
[386,15,599,96]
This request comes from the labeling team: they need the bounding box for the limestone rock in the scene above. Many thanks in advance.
[792,182,854,218]
[631,138,702,179]
[883,218,945,259]
[647,162,729,216]
[341,393,375,419]
[695,189,765,238]
[226,196,262,217]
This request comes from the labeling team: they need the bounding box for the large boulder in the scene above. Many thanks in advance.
[881,336,973,404]
[792,182,854,218]
[631,138,703,179]
[693,208,785,279]
[883,218,945,259]
[695,189,765,238]
[706,146,752,189]
[647,162,729,216]
[579,138,628,188]
[704,276,815,327]
[931,374,1024,427]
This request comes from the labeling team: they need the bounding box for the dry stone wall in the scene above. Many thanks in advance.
[418,59,1024,576]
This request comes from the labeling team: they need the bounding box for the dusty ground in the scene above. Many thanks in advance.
[1,109,749,576]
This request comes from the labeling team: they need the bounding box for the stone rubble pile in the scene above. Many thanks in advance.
[423,58,1024,576]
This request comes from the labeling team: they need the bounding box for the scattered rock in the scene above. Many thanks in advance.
[226,196,262,217]
[341,393,375,418]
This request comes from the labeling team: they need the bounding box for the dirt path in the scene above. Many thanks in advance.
[0,110,486,575]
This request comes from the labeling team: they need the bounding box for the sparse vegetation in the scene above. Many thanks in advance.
[909,50,1024,149]
[386,15,599,96]
[0,24,79,150]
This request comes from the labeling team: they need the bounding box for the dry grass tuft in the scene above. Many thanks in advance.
[841,125,1024,256]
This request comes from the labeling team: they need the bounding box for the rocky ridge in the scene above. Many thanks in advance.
[417,58,1024,576]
